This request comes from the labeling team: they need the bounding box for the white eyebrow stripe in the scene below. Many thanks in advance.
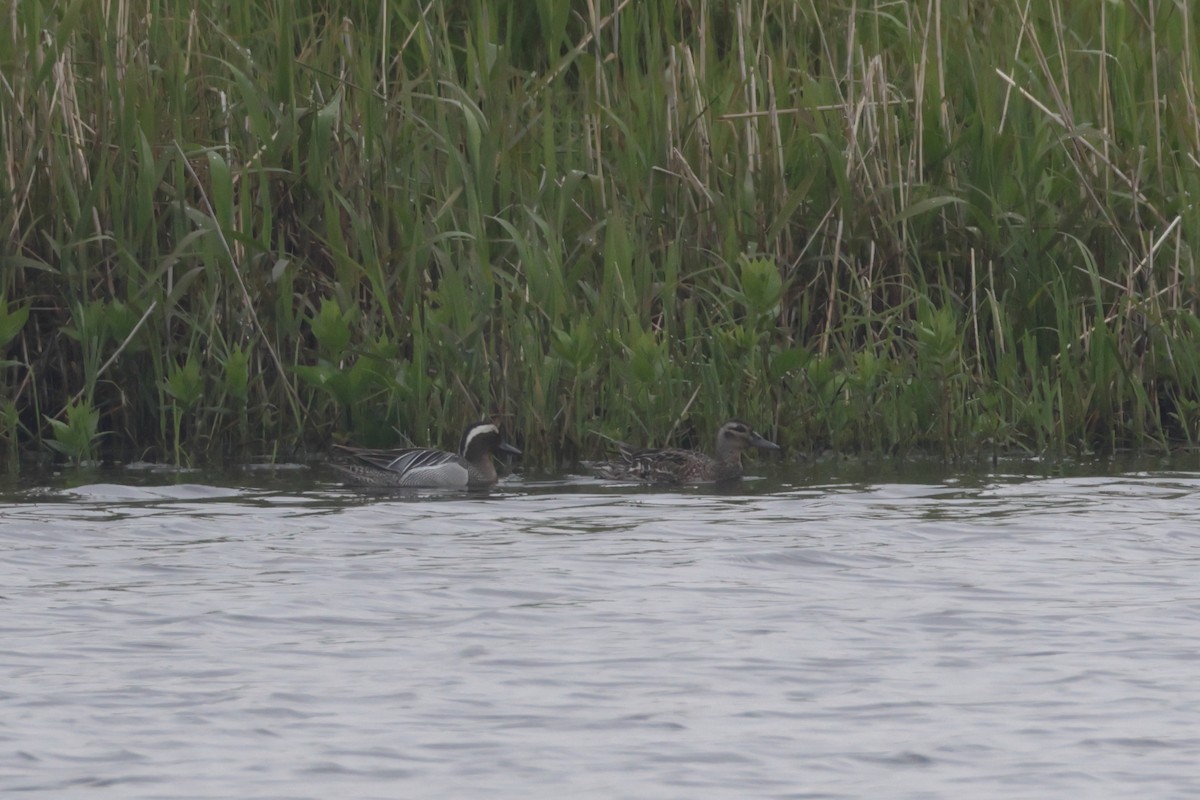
[461,423,499,454]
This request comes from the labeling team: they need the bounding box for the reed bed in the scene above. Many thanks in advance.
[1,0,1198,469]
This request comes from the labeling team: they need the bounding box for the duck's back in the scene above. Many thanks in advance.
[599,447,734,484]
[334,447,472,488]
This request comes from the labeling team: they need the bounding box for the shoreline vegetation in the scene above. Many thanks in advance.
[2,0,1198,471]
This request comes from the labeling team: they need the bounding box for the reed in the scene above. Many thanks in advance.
[2,0,1198,470]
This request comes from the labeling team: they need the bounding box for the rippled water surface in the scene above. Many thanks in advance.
[4,460,1200,798]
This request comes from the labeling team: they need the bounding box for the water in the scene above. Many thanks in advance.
[3,460,1200,798]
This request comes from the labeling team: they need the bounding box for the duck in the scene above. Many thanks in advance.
[591,419,780,484]
[332,422,521,488]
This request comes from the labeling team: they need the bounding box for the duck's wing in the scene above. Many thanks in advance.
[333,445,470,488]
[628,448,697,484]
[591,447,696,484]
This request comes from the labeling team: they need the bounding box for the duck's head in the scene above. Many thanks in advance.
[715,419,780,457]
[460,422,522,460]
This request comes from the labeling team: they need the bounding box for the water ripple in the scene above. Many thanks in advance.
[3,469,1200,797]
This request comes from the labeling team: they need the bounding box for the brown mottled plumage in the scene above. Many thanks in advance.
[592,419,780,484]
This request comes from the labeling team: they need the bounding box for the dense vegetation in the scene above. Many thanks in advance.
[2,0,1198,470]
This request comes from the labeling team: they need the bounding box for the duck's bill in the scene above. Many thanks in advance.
[751,432,781,450]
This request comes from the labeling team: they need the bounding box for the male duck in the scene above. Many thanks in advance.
[592,419,780,484]
[332,422,521,488]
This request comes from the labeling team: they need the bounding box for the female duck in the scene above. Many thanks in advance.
[592,419,779,484]
[333,422,520,488]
